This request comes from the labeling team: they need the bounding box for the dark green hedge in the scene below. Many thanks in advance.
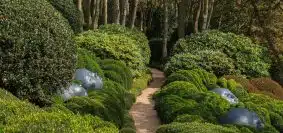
[0,0,76,106]
[48,0,83,33]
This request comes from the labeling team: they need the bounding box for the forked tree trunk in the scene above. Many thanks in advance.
[206,0,214,29]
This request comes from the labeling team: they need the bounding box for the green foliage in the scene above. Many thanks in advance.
[100,59,133,89]
[0,98,41,125]
[226,79,249,99]
[98,24,151,65]
[165,50,238,76]
[173,114,205,123]
[77,48,104,77]
[0,89,19,101]
[75,31,145,77]
[104,71,124,87]
[159,81,202,99]
[119,128,136,133]
[4,112,118,133]
[0,0,76,106]
[47,0,82,33]
[156,122,241,133]
[130,72,152,96]
[165,69,218,91]
[172,30,270,78]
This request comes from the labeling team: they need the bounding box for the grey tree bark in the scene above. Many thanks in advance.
[162,0,168,59]
[202,0,209,30]
[178,0,186,38]
[103,0,108,24]
[91,0,101,29]
[194,0,202,33]
[130,0,139,29]
[206,0,214,29]
[83,0,92,29]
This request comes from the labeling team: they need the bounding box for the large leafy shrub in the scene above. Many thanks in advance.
[48,0,82,33]
[77,48,103,77]
[75,31,145,77]
[165,50,238,76]
[98,24,151,65]
[100,59,133,89]
[0,0,76,106]
[171,30,270,77]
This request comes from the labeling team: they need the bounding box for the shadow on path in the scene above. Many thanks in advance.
[130,68,165,133]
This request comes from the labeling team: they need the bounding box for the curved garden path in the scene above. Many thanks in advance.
[130,68,165,133]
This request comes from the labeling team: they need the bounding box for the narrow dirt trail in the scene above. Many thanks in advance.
[130,68,165,133]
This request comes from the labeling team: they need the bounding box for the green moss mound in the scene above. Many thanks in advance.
[48,0,82,33]
[98,24,150,65]
[171,30,270,78]
[75,31,145,77]
[0,0,76,106]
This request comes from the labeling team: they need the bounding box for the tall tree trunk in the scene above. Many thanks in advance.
[103,0,108,24]
[206,0,214,29]
[194,0,202,33]
[130,0,139,29]
[202,0,209,30]
[120,0,128,26]
[163,0,168,59]
[111,0,120,24]
[91,0,101,29]
[178,0,186,38]
[140,11,144,31]
[77,0,84,31]
[83,0,92,29]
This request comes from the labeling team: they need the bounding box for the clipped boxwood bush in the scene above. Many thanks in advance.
[75,31,145,77]
[156,122,241,133]
[4,112,119,133]
[77,48,104,77]
[48,0,82,33]
[173,114,205,123]
[171,30,270,78]
[0,0,76,106]
[98,24,151,65]
[165,50,238,76]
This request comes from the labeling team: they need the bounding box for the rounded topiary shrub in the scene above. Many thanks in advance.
[171,30,271,78]
[75,31,145,77]
[98,24,151,65]
[165,50,238,76]
[156,122,240,133]
[0,0,76,106]
[48,0,83,33]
